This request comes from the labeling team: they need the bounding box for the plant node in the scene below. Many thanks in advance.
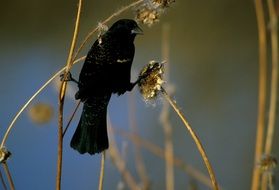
[0,147,11,163]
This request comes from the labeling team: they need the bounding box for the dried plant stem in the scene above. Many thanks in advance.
[161,88,219,190]
[262,172,274,190]
[264,0,278,158]
[128,93,150,189]
[261,0,278,189]
[108,123,139,190]
[73,0,144,60]
[56,1,83,190]
[98,152,105,190]
[263,176,269,190]
[268,173,274,190]
[0,56,85,149]
[0,168,7,190]
[62,100,81,138]
[251,0,268,189]
[115,128,219,189]
[2,163,14,190]
[56,65,65,189]
[160,23,174,190]
[60,0,83,100]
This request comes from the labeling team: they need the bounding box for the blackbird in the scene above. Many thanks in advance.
[70,19,143,155]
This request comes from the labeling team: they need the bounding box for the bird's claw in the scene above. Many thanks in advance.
[60,71,73,82]
[60,72,79,85]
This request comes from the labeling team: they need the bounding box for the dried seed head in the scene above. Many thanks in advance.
[152,0,175,8]
[28,103,54,124]
[138,60,164,101]
[258,154,277,173]
[136,6,160,27]
[0,147,11,163]
[135,0,175,26]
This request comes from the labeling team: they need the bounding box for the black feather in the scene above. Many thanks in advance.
[71,19,142,155]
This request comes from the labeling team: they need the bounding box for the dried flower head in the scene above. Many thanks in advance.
[136,6,160,26]
[152,0,175,8]
[135,0,175,26]
[258,154,277,172]
[28,102,54,124]
[138,60,164,100]
[0,147,11,163]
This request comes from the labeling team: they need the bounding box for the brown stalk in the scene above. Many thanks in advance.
[108,122,139,190]
[2,163,14,190]
[264,0,278,160]
[160,23,174,190]
[161,88,219,190]
[62,100,82,138]
[0,168,7,190]
[98,152,105,190]
[251,0,268,189]
[128,93,150,189]
[56,0,83,190]
[261,0,278,189]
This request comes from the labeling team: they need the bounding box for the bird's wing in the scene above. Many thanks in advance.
[76,36,115,100]
[76,34,135,100]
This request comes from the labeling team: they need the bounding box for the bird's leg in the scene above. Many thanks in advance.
[60,71,80,85]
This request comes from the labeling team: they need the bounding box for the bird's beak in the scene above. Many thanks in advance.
[131,26,143,35]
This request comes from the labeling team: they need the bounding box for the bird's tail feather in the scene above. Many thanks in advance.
[70,95,111,155]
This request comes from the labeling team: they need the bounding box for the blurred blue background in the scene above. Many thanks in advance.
[0,0,278,189]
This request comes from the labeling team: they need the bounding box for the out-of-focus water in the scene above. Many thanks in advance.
[0,0,278,189]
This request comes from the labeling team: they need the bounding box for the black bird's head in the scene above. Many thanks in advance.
[108,19,143,42]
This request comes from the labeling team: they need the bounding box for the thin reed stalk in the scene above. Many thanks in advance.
[161,87,219,190]
[98,152,105,190]
[251,0,268,189]
[268,173,274,190]
[264,0,278,159]
[56,1,83,189]
[62,100,82,137]
[160,23,174,190]
[2,163,14,190]
[128,93,150,189]
[108,123,139,190]
[0,168,7,190]
[261,0,278,189]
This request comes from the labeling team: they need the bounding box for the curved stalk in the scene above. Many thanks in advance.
[161,87,219,190]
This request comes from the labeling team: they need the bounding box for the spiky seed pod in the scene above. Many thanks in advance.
[138,60,164,100]
[0,147,11,163]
